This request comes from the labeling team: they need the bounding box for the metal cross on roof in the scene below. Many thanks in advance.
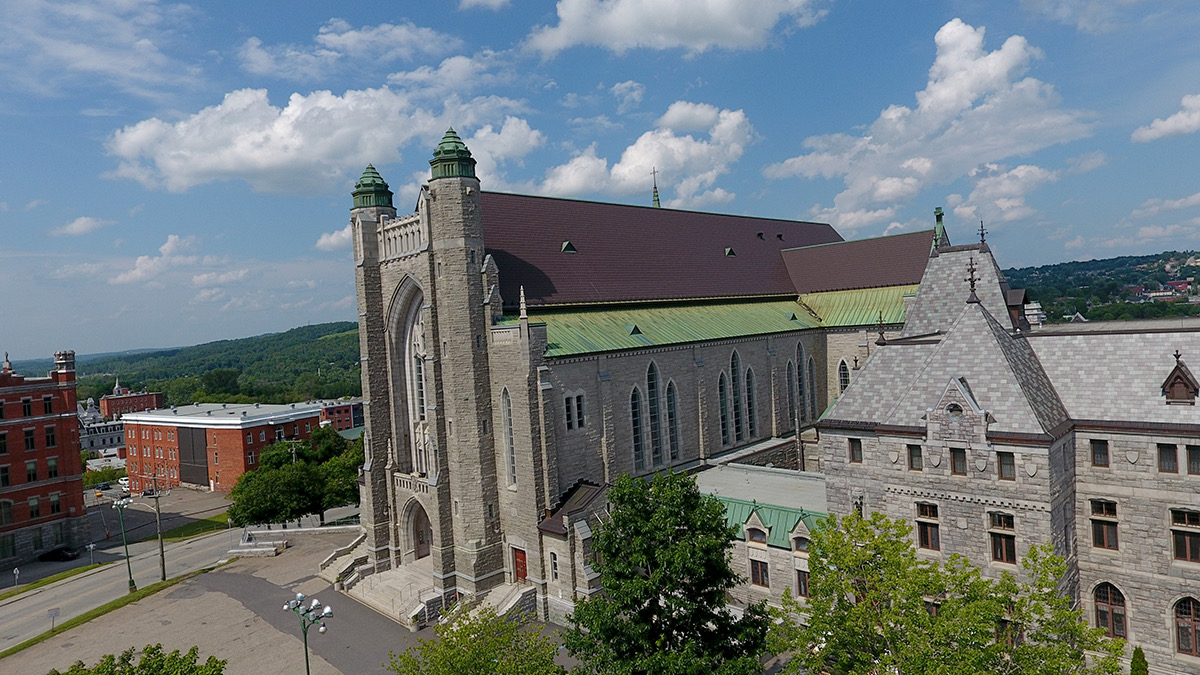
[965,257,981,304]
[1175,349,1183,364]
[978,220,988,244]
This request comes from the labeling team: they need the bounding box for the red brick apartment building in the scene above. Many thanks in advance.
[319,399,363,431]
[0,351,88,565]
[122,402,324,493]
[99,380,165,420]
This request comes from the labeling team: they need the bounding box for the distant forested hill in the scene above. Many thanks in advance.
[65,322,362,406]
[1004,250,1200,323]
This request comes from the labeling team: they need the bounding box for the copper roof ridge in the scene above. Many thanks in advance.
[481,189,831,225]
[800,282,923,295]
[517,293,801,311]
[780,228,934,252]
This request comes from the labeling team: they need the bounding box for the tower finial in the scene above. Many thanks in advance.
[932,206,948,252]
[875,311,887,346]
[965,257,981,304]
[979,220,987,244]
[1175,349,1183,364]
[519,285,528,320]
[651,167,661,208]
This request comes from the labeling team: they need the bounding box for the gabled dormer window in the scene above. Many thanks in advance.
[747,527,767,544]
[1163,350,1199,405]
[793,536,809,554]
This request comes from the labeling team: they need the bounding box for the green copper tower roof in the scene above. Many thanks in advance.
[352,164,394,209]
[429,127,477,179]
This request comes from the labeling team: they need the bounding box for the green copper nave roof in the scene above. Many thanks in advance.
[500,285,914,358]
[352,164,393,209]
[430,127,476,179]
[716,496,826,549]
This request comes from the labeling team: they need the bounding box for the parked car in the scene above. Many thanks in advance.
[141,488,155,497]
[118,476,129,488]
[96,482,111,491]
[38,548,80,562]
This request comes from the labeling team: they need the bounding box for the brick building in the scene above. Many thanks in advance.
[121,402,323,493]
[0,351,88,565]
[99,379,164,420]
[319,399,363,432]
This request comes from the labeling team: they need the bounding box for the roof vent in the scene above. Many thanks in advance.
[222,403,227,408]
[171,408,177,414]
[757,232,765,240]
[561,241,578,254]
[206,410,212,416]
[255,402,260,408]
[242,411,247,416]
[777,233,784,240]
[724,247,736,257]
[626,325,642,336]
[788,312,800,321]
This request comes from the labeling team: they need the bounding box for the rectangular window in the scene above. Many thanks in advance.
[22,398,32,417]
[1092,520,1118,550]
[565,397,574,430]
[305,422,311,433]
[1189,446,1200,475]
[1160,444,1179,473]
[0,502,10,526]
[796,569,810,597]
[576,396,585,428]
[0,432,6,454]
[246,432,253,444]
[997,452,1015,480]
[990,533,1016,563]
[750,559,769,588]
[990,512,1015,530]
[26,460,37,482]
[47,457,57,479]
[848,438,863,463]
[951,448,967,475]
[31,528,42,551]
[908,444,923,471]
[1090,439,1109,467]
[919,522,940,550]
[45,425,56,448]
[1173,509,1200,563]
[259,430,266,442]
[24,429,35,451]
[550,552,559,580]
[28,497,40,519]
[213,452,218,465]
[248,451,255,465]
[918,503,939,519]
[43,396,53,415]
[49,493,61,514]
[0,466,8,486]
[0,534,14,558]
[0,401,4,418]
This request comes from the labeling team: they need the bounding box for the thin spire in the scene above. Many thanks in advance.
[651,167,661,208]
[519,285,528,321]
[875,311,887,346]
[965,257,981,304]
[978,220,987,244]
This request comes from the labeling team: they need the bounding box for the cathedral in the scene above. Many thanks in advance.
[335,128,942,623]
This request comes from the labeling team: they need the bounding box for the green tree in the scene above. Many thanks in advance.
[1129,645,1149,675]
[309,425,349,463]
[387,604,565,675]
[48,644,225,674]
[775,512,1124,675]
[228,462,324,526]
[321,438,364,511]
[200,368,240,396]
[565,471,769,675]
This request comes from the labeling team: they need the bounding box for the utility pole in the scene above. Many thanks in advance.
[152,473,166,582]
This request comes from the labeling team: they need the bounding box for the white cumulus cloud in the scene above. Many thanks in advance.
[764,18,1091,233]
[611,80,645,114]
[111,234,199,285]
[1132,93,1200,143]
[1132,190,1200,218]
[526,0,825,55]
[192,269,248,287]
[316,225,353,251]
[460,0,510,8]
[51,216,113,236]
[105,87,523,193]
[952,164,1060,223]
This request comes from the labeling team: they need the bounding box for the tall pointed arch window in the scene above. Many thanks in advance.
[647,363,663,467]
[745,368,757,438]
[1179,597,1200,656]
[718,375,730,446]
[797,344,809,424]
[1093,583,1126,638]
[807,357,819,420]
[731,352,744,442]
[838,360,851,393]
[666,381,680,462]
[786,361,797,427]
[502,389,516,485]
[631,388,645,471]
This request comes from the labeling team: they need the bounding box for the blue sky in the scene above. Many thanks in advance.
[2,0,1199,360]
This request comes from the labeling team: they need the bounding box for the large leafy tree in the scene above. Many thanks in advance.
[775,512,1125,675]
[566,471,769,675]
[48,644,225,674]
[229,431,362,527]
[387,604,564,675]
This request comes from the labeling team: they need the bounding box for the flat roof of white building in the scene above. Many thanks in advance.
[693,463,827,514]
[121,401,325,429]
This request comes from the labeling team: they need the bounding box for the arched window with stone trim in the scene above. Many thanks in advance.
[731,352,744,442]
[647,363,663,467]
[838,360,851,393]
[1178,597,1200,656]
[807,357,819,420]
[631,387,645,471]
[786,361,797,428]
[666,381,680,462]
[1094,583,1126,638]
[797,344,809,423]
[745,368,757,438]
[718,374,730,446]
[501,388,516,485]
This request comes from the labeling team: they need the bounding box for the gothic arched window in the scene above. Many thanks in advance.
[631,388,645,471]
[718,375,730,446]
[1178,597,1200,656]
[502,389,516,485]
[648,363,663,467]
[666,381,680,462]
[807,357,819,420]
[745,368,757,438]
[838,360,851,393]
[731,352,744,442]
[786,361,797,427]
[1094,583,1126,639]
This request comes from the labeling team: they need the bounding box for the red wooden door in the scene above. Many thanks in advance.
[514,548,527,581]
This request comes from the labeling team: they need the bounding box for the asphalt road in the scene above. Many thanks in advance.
[0,529,233,652]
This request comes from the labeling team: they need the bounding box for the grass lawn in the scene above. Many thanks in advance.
[145,511,232,543]
[0,564,106,604]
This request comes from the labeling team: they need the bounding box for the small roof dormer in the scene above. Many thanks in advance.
[1162,350,1198,405]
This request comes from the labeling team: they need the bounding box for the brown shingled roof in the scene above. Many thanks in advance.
[481,192,842,308]
[780,229,933,294]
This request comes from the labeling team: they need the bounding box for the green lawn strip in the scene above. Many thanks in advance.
[0,562,230,660]
[0,564,107,604]
[143,511,231,543]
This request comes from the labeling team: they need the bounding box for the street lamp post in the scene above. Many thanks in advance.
[150,474,165,582]
[112,498,137,594]
[284,592,332,675]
